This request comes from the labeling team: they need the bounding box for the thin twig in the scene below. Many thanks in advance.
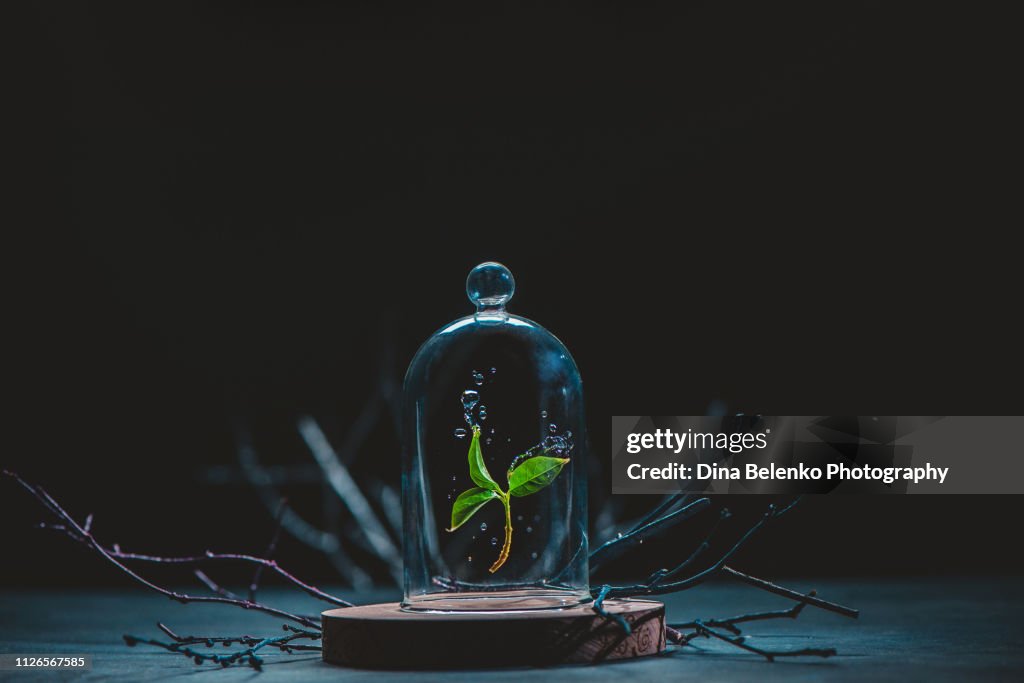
[590,497,711,573]
[250,497,288,602]
[666,625,699,645]
[671,591,815,635]
[722,566,859,619]
[689,620,837,662]
[297,416,402,583]
[194,570,243,601]
[599,502,783,598]
[124,624,322,669]
[643,508,732,587]
[629,494,690,532]
[232,422,373,590]
[590,585,631,634]
[4,470,330,628]
[35,525,351,608]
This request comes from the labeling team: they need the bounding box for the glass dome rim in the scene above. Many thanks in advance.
[403,312,582,389]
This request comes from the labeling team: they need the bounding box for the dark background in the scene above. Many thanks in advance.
[6,2,1020,588]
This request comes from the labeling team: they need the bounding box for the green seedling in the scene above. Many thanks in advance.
[448,426,569,573]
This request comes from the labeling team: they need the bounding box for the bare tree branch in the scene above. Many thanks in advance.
[4,470,340,627]
[589,497,711,573]
[686,620,837,662]
[297,416,402,584]
[722,566,859,619]
[124,623,322,670]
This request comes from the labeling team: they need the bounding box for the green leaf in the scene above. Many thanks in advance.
[468,427,501,492]
[448,487,500,531]
[507,456,570,498]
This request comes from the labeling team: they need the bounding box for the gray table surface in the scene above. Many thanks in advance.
[1,578,1022,681]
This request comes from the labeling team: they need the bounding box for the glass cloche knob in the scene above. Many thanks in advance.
[466,262,515,312]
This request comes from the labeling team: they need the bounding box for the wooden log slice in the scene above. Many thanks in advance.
[321,599,665,669]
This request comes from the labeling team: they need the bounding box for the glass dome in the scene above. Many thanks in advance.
[401,262,589,611]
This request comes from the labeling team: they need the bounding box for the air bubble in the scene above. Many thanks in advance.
[490,537,498,546]
[452,475,457,482]
[480,522,487,531]
[490,367,497,375]
[540,410,548,419]
[454,428,467,439]
[468,556,473,562]
[472,371,485,386]
[526,526,533,534]
[549,423,557,433]
[531,552,538,560]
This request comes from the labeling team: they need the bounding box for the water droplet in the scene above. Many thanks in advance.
[452,475,457,482]
[485,438,492,445]
[540,410,548,418]
[639,538,644,544]
[447,494,452,500]
[549,423,557,433]
[490,367,497,375]
[526,526,533,534]
[616,532,623,539]
[531,552,538,560]
[480,522,487,531]
[472,371,485,386]
[468,556,473,562]
[507,437,512,443]
[517,515,523,522]
[490,537,498,546]
[542,433,574,456]
[454,428,467,439]
[566,431,573,438]
[479,405,487,420]
[508,451,534,471]
[461,390,481,426]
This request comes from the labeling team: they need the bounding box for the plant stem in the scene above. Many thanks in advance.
[489,494,513,573]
